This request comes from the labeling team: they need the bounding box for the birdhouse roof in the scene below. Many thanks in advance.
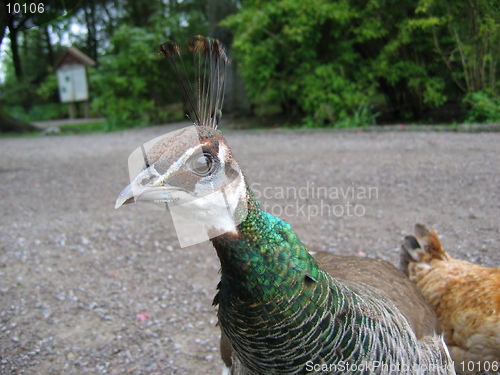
[54,46,97,70]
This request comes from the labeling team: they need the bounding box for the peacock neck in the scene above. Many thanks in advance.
[211,186,320,302]
[210,186,336,373]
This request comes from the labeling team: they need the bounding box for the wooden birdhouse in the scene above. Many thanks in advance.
[54,47,96,119]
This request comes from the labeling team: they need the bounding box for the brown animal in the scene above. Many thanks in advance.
[401,224,500,374]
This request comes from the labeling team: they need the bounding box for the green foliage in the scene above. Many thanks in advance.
[336,104,381,129]
[300,64,376,126]
[5,103,69,122]
[464,91,500,123]
[302,103,380,129]
[223,0,440,125]
[2,0,498,129]
[90,3,210,129]
[411,0,500,94]
[222,0,378,125]
[36,74,59,102]
[0,27,61,113]
[0,79,37,109]
[90,25,167,128]
[223,0,499,126]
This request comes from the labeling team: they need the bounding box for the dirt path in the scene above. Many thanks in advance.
[1,123,499,374]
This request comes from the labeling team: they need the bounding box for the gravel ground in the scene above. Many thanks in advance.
[1,122,499,374]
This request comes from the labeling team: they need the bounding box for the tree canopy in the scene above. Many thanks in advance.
[0,0,499,132]
[223,0,499,125]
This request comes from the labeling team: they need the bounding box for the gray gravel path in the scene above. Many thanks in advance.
[1,123,499,374]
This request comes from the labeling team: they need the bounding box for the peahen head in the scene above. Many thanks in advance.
[115,125,248,236]
[115,36,248,244]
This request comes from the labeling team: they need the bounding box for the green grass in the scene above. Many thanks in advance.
[50,119,148,135]
[0,131,41,139]
[57,121,111,134]
[0,120,110,138]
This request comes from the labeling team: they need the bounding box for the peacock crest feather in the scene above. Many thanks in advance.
[158,35,229,129]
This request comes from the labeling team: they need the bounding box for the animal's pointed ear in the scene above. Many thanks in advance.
[400,235,422,275]
[414,223,430,238]
[402,235,422,261]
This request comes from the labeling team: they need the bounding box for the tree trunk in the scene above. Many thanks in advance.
[125,0,159,28]
[0,0,7,46]
[0,107,39,133]
[0,2,38,133]
[7,19,22,80]
[44,25,54,66]
[84,0,98,62]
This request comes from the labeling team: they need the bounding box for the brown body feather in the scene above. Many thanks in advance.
[316,252,441,339]
[221,250,446,372]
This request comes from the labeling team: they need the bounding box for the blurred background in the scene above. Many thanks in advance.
[1,0,499,134]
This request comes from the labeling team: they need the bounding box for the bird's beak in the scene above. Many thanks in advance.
[114,166,177,209]
[115,183,140,209]
[114,182,179,209]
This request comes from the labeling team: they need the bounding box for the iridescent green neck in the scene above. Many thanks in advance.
[211,187,320,301]
[211,187,334,373]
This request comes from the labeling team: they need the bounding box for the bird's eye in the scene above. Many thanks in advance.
[190,153,215,176]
